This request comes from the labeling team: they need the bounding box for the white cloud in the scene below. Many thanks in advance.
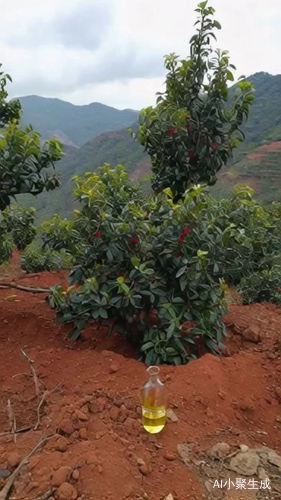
[1,0,280,109]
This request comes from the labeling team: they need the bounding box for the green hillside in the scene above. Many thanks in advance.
[242,72,281,146]
[18,95,138,145]
[213,141,281,203]
[17,127,151,223]
[18,72,281,222]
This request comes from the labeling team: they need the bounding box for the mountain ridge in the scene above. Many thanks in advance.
[17,71,281,221]
[18,95,138,146]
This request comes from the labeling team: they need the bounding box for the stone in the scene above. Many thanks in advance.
[239,444,249,453]
[118,406,128,423]
[256,446,272,459]
[204,481,213,493]
[75,409,88,421]
[55,482,78,499]
[258,467,268,480]
[165,495,175,500]
[109,363,119,373]
[109,406,120,421]
[72,469,80,480]
[139,464,149,476]
[177,443,191,466]
[267,450,281,469]
[243,325,261,343]
[208,442,230,459]
[239,402,255,412]
[137,458,149,475]
[7,452,21,468]
[51,466,71,486]
[166,409,178,422]
[0,469,10,479]
[124,417,139,435]
[229,451,260,476]
[113,397,123,408]
[59,418,75,436]
[164,450,177,461]
[55,437,69,452]
[79,427,88,440]
[95,431,106,440]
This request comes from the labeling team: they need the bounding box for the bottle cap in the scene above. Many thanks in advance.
[147,365,160,376]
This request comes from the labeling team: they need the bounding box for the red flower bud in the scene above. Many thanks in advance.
[188,150,195,158]
[168,127,178,137]
[183,226,192,236]
[211,142,218,150]
[186,122,192,131]
[94,231,102,237]
[130,236,139,244]
[178,226,192,243]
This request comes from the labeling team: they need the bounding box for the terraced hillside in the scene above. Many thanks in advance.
[214,141,281,203]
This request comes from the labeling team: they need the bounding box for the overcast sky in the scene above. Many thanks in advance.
[1,0,280,109]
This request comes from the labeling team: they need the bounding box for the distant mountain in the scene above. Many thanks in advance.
[18,95,138,145]
[18,72,281,221]
[212,72,281,202]
[241,72,281,146]
[17,126,151,224]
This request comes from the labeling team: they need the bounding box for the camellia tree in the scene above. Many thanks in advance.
[32,2,262,364]
[137,1,255,200]
[0,64,62,265]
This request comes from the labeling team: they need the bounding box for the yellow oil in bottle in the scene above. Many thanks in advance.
[140,366,167,434]
[142,405,166,434]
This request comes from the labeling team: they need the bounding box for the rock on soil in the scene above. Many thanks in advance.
[208,442,230,459]
[55,482,78,499]
[229,451,260,476]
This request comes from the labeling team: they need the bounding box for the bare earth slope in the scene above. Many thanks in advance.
[0,267,281,499]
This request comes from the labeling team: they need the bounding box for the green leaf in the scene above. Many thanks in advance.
[131,256,140,268]
[227,71,234,81]
[180,276,188,292]
[70,328,81,340]
[176,266,186,278]
[166,347,177,355]
[213,20,221,30]
[141,341,154,351]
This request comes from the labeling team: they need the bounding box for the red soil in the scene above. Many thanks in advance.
[246,141,281,162]
[0,268,281,500]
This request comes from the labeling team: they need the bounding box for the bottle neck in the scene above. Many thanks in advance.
[150,374,163,386]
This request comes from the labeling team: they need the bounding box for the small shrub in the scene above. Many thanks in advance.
[1,205,36,250]
[44,166,281,364]
[0,205,36,263]
[21,243,73,273]
[238,266,281,305]
[47,164,228,365]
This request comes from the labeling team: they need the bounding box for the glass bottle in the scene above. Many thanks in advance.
[140,365,167,434]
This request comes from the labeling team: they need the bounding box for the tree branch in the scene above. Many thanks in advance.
[0,282,49,293]
[0,435,55,500]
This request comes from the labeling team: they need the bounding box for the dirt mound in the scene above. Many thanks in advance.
[0,270,281,499]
